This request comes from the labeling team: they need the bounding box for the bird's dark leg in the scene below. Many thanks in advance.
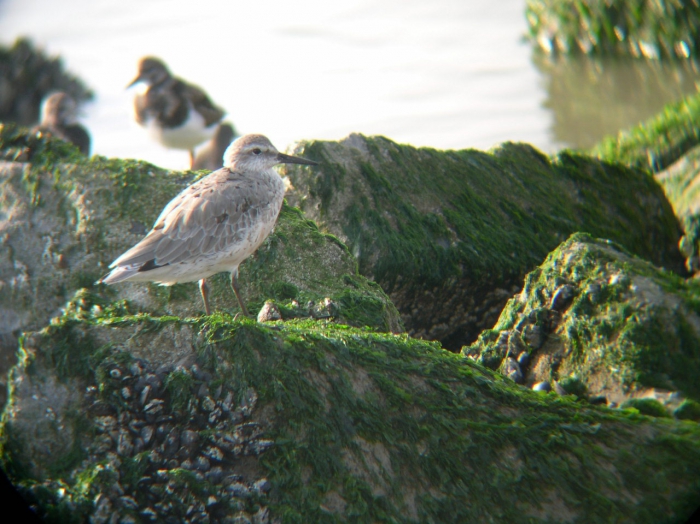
[199,278,211,315]
[230,269,250,317]
[189,149,195,169]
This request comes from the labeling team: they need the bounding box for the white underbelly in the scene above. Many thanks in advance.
[146,109,217,150]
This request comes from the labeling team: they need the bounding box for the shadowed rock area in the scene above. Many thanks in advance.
[3,289,700,523]
[464,233,700,415]
[284,133,685,350]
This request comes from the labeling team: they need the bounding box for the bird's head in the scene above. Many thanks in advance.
[40,92,78,126]
[223,134,318,172]
[127,56,171,88]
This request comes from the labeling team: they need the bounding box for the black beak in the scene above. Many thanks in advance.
[126,74,144,90]
[277,152,319,166]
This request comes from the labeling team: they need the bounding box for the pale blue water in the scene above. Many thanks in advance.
[0,0,697,169]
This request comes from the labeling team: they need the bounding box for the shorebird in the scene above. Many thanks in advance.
[99,134,318,316]
[192,122,237,171]
[128,56,226,167]
[32,92,91,155]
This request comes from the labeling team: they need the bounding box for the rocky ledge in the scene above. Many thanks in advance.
[464,233,700,418]
[2,289,700,523]
[284,133,684,349]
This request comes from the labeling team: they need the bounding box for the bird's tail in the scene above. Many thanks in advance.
[97,265,141,285]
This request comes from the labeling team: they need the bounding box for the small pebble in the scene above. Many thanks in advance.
[257,301,282,322]
[532,381,551,392]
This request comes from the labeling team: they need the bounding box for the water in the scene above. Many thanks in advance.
[0,0,698,170]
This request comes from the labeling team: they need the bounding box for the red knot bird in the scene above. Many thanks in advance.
[32,92,91,155]
[128,56,226,168]
[99,134,318,317]
[192,122,237,171]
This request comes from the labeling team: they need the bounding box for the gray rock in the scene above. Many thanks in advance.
[502,358,523,384]
[257,301,282,322]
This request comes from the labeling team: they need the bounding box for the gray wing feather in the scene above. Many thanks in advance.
[110,169,279,269]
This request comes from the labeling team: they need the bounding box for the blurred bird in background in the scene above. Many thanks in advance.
[192,122,237,171]
[32,91,91,155]
[128,56,226,168]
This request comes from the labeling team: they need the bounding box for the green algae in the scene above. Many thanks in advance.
[620,398,671,418]
[593,87,700,172]
[3,290,700,522]
[674,399,700,421]
[526,0,700,60]
[286,134,684,347]
[467,233,700,407]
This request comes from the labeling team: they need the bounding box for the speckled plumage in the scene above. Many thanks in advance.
[100,134,318,316]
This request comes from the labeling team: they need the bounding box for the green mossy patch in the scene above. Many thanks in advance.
[2,290,700,522]
[674,399,700,421]
[593,87,700,173]
[620,398,672,418]
[465,233,700,408]
[526,0,700,60]
[285,134,684,348]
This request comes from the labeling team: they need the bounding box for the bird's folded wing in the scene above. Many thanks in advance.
[111,173,273,268]
[183,82,225,126]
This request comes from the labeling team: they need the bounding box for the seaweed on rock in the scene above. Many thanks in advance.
[284,134,685,349]
[465,233,700,413]
[2,290,700,523]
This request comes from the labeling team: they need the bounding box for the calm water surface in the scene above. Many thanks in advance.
[0,0,698,169]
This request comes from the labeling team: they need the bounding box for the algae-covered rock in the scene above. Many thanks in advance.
[593,87,700,173]
[284,133,685,349]
[0,126,401,406]
[655,144,700,273]
[620,398,672,418]
[0,38,93,126]
[2,290,700,523]
[526,0,700,59]
[464,233,700,411]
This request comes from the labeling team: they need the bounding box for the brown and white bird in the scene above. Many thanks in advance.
[192,122,237,171]
[33,92,91,155]
[99,134,318,316]
[128,56,226,167]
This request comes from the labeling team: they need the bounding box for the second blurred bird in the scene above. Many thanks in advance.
[192,122,237,171]
[128,56,227,168]
[33,92,91,155]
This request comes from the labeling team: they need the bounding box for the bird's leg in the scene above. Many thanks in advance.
[199,278,211,315]
[189,149,195,169]
[230,269,250,317]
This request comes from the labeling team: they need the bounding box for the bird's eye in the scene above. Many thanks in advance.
[252,148,262,155]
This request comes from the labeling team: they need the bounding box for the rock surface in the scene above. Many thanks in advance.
[2,291,700,523]
[284,133,685,349]
[655,144,700,273]
[464,233,700,414]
